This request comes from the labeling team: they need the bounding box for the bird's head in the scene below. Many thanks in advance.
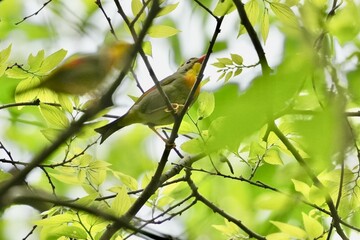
[177,55,206,75]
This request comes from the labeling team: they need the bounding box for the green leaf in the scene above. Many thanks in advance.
[270,221,307,239]
[41,128,62,142]
[131,0,146,21]
[217,71,226,81]
[49,172,80,185]
[234,68,242,76]
[212,62,226,68]
[261,9,270,43]
[28,49,45,70]
[112,171,138,191]
[15,77,41,103]
[197,91,215,119]
[302,212,323,239]
[75,193,99,206]
[88,160,110,186]
[180,138,205,154]
[263,147,283,165]
[38,49,67,74]
[6,67,30,79]
[111,187,132,217]
[230,54,243,65]
[157,3,179,17]
[57,94,73,113]
[217,57,233,65]
[270,2,297,26]
[292,179,310,200]
[0,44,11,77]
[213,0,236,16]
[0,44,11,64]
[40,103,69,128]
[43,225,87,239]
[245,0,260,25]
[131,0,143,16]
[224,71,233,82]
[142,41,152,56]
[148,25,180,38]
[35,213,74,226]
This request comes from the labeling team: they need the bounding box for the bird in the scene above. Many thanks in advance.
[17,42,132,95]
[95,55,206,144]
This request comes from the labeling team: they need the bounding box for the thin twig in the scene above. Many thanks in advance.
[16,0,53,25]
[95,0,118,39]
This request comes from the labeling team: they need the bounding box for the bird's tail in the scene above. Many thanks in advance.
[95,118,125,144]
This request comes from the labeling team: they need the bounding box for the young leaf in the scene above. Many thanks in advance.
[217,71,226,81]
[230,54,243,65]
[0,44,11,77]
[234,68,242,76]
[302,213,323,239]
[197,91,215,119]
[213,0,236,16]
[38,49,67,74]
[142,41,152,56]
[40,103,69,128]
[212,61,226,68]
[217,57,233,65]
[131,0,146,21]
[180,138,204,154]
[263,148,283,165]
[270,221,307,239]
[6,67,30,79]
[270,2,298,27]
[292,179,310,200]
[157,2,179,17]
[148,25,180,38]
[224,71,233,82]
[111,187,132,217]
[261,9,270,43]
[245,0,260,25]
[131,0,143,16]
[28,49,45,70]
[34,213,74,226]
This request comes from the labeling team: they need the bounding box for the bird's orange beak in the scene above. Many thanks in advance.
[197,54,206,63]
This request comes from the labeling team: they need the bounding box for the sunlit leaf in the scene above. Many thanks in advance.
[212,62,226,68]
[270,2,298,27]
[230,54,243,65]
[224,71,233,82]
[111,187,132,217]
[263,147,283,165]
[213,0,236,16]
[217,57,233,65]
[28,49,45,70]
[302,212,323,239]
[0,44,11,76]
[261,9,270,43]
[197,91,215,119]
[112,171,139,190]
[38,49,67,74]
[245,0,260,25]
[148,25,180,38]
[181,138,205,154]
[142,41,152,56]
[35,213,74,226]
[292,179,310,200]
[157,3,179,17]
[40,103,69,128]
[270,221,307,239]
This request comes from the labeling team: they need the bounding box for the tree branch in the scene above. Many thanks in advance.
[232,0,271,75]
